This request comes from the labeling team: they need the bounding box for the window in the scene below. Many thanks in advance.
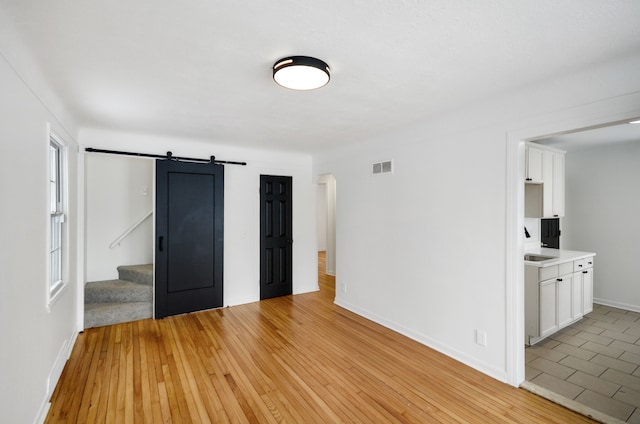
[49,136,65,298]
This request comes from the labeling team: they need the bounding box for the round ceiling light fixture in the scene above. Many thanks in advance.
[273,56,330,90]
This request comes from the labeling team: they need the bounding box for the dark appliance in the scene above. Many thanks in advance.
[541,218,560,249]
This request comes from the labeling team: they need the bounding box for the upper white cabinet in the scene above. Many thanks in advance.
[525,143,565,218]
[543,150,565,217]
[525,146,544,183]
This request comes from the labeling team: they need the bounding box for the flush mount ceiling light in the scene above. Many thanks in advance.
[273,56,330,90]
[629,119,640,124]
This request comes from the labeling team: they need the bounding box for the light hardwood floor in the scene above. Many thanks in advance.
[47,253,595,423]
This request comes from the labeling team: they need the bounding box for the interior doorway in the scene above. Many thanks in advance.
[317,174,336,277]
[506,97,640,389]
[518,121,640,422]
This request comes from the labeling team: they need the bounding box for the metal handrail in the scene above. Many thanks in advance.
[109,210,153,249]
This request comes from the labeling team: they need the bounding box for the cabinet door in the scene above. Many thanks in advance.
[557,276,572,328]
[540,279,558,337]
[552,153,565,217]
[572,273,583,320]
[542,151,554,217]
[541,150,565,218]
[526,146,544,183]
[582,269,593,314]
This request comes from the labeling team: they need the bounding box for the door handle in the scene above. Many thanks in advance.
[159,236,164,252]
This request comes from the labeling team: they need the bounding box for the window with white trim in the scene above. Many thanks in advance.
[49,136,65,297]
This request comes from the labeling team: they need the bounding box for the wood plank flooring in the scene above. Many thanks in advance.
[46,252,595,423]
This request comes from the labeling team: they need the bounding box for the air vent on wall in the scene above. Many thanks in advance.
[372,160,393,175]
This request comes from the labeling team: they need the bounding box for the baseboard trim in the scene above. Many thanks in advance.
[33,395,51,424]
[35,329,79,424]
[334,298,507,384]
[594,299,640,314]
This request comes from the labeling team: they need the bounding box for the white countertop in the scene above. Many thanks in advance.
[524,247,596,268]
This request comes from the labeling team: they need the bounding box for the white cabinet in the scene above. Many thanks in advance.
[539,279,558,337]
[526,146,544,183]
[571,274,583,321]
[574,257,594,315]
[524,143,565,218]
[543,151,565,218]
[582,268,593,314]
[525,254,595,345]
[557,275,573,328]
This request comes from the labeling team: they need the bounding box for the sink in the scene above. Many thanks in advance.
[524,254,556,262]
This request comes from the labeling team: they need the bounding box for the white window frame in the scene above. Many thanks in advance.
[49,132,67,303]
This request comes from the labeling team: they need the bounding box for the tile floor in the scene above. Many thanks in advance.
[526,304,640,423]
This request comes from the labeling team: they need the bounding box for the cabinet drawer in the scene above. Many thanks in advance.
[584,257,594,269]
[539,265,558,281]
[574,259,593,272]
[574,259,585,272]
[559,261,573,276]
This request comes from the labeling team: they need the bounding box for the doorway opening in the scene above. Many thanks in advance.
[84,154,154,328]
[518,120,640,422]
[317,174,336,281]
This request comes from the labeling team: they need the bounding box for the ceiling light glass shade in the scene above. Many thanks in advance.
[273,56,330,90]
[629,119,640,124]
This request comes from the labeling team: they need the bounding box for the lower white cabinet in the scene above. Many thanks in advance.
[525,254,595,345]
[557,275,573,328]
[580,268,594,315]
[539,279,558,337]
[571,273,583,321]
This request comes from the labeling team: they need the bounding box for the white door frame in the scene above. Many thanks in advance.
[505,92,640,386]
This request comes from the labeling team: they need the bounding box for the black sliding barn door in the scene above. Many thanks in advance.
[260,175,293,300]
[155,160,224,318]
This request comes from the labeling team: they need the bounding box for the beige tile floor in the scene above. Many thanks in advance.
[526,304,640,423]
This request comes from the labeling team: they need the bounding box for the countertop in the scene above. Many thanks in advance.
[524,247,596,268]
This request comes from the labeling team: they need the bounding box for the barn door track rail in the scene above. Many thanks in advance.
[85,147,247,166]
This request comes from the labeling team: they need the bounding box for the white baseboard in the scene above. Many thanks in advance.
[594,298,640,314]
[34,329,79,424]
[334,299,507,384]
[33,396,51,424]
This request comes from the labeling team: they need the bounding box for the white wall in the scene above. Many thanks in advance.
[0,56,79,423]
[79,128,318,307]
[85,155,153,281]
[562,141,640,312]
[524,217,541,250]
[314,53,640,383]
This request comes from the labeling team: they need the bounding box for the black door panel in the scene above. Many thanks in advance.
[156,160,224,318]
[260,175,292,299]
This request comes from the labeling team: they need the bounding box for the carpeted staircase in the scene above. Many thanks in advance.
[84,264,153,329]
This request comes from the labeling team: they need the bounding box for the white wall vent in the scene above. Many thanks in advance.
[372,160,393,175]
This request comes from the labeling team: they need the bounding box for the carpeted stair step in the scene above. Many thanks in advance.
[85,279,152,304]
[117,264,153,285]
[84,302,152,329]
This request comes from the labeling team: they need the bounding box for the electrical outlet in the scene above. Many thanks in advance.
[342,284,347,293]
[142,186,149,196]
[476,330,487,347]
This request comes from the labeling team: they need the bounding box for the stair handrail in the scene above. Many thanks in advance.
[109,210,153,249]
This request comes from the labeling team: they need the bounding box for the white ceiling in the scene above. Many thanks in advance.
[2,0,640,153]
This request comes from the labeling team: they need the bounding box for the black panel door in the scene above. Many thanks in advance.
[156,160,224,318]
[260,175,293,300]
